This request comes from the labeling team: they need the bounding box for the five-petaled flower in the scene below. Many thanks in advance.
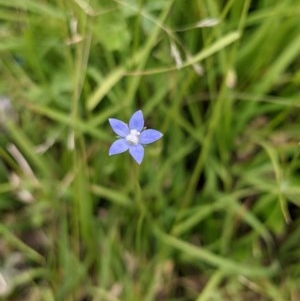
[109,110,163,164]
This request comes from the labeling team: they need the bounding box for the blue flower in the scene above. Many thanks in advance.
[109,110,163,164]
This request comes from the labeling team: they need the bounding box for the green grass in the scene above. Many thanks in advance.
[0,0,300,300]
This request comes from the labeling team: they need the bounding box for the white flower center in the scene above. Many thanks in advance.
[126,129,140,145]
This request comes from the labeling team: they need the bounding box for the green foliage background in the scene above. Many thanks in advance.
[0,0,300,300]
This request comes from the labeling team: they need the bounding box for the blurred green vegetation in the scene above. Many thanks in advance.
[0,0,300,300]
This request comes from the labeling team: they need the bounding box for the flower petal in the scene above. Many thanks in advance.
[140,129,163,145]
[109,118,129,137]
[109,139,129,155]
[129,110,144,131]
[129,145,144,165]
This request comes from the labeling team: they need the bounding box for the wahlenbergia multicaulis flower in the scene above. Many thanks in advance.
[109,110,163,164]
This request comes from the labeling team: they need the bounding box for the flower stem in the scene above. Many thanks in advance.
[132,164,146,253]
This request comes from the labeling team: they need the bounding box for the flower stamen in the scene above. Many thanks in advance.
[126,129,140,145]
